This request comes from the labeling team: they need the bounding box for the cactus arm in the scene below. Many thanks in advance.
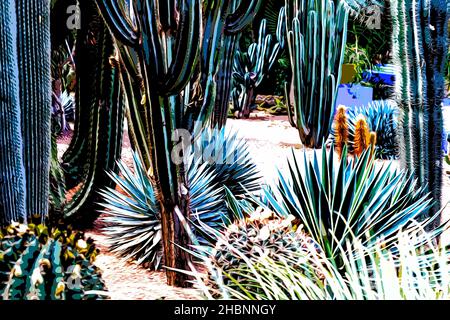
[63,3,125,225]
[225,0,263,34]
[160,0,201,95]
[117,45,152,169]
[134,0,164,80]
[285,0,348,148]
[159,0,177,30]
[96,0,138,46]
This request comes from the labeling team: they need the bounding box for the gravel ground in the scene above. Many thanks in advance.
[57,109,450,299]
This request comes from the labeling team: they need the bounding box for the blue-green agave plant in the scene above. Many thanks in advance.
[347,100,398,159]
[99,128,260,269]
[257,145,435,267]
[331,100,399,159]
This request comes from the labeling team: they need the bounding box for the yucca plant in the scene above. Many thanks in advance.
[99,127,260,270]
[191,217,449,300]
[258,145,433,268]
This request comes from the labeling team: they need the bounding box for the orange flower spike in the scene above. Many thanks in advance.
[334,105,349,159]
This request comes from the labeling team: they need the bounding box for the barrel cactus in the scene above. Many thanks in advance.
[204,209,319,298]
[0,223,107,300]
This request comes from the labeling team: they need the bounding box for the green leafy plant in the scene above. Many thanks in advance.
[0,223,107,300]
[344,41,372,83]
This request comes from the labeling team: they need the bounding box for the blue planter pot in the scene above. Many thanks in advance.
[362,64,396,86]
[336,84,373,108]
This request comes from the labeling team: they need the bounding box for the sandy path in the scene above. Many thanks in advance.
[85,231,202,300]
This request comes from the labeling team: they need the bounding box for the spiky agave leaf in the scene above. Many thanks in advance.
[257,144,434,268]
[98,153,163,269]
[99,127,260,268]
[190,126,261,197]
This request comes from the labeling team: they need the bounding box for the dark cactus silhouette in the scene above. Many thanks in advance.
[61,1,125,226]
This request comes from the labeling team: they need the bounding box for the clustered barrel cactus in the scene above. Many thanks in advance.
[285,0,349,148]
[391,0,449,226]
[0,223,107,300]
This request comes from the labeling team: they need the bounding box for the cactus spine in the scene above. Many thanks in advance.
[232,12,286,118]
[0,0,27,226]
[391,0,449,225]
[285,0,349,148]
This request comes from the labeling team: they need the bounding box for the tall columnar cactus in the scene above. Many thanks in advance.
[391,0,449,226]
[61,1,125,226]
[231,11,286,118]
[285,0,349,148]
[16,0,52,220]
[97,0,202,286]
[0,0,52,226]
[0,0,27,226]
[192,0,263,128]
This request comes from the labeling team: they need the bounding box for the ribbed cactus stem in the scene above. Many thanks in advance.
[285,0,349,148]
[391,0,449,226]
[16,0,52,220]
[0,0,27,226]
[354,116,370,157]
[333,106,349,159]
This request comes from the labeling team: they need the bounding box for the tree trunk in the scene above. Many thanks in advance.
[160,195,193,287]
